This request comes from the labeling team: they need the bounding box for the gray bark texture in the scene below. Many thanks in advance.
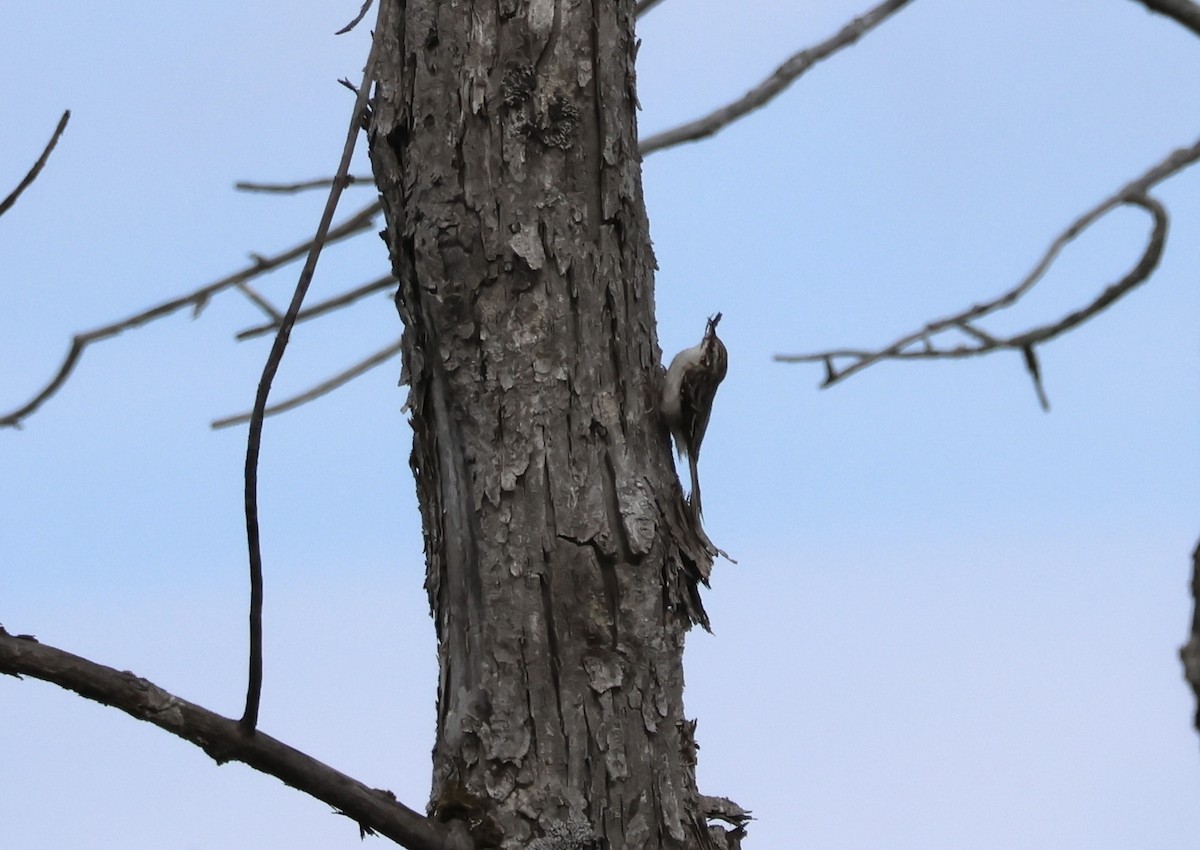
[367,1,739,848]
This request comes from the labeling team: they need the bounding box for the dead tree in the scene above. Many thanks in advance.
[362,1,734,845]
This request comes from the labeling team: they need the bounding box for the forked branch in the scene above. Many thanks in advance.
[776,136,1200,406]
[0,627,446,850]
[0,200,381,430]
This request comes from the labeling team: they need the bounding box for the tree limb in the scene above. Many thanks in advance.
[634,0,668,17]
[0,201,381,430]
[337,0,375,34]
[0,110,70,220]
[638,0,915,155]
[776,135,1200,397]
[1133,0,1200,37]
[212,339,402,429]
[0,627,448,850]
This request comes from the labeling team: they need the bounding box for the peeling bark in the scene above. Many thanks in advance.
[367,1,734,847]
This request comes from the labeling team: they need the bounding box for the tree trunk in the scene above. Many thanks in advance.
[367,1,735,847]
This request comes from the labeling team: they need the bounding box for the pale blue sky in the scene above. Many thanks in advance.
[3,1,1199,848]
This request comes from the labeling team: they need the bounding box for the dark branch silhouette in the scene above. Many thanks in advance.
[1182,539,1200,729]
[213,340,402,430]
[1135,0,1200,37]
[638,0,915,155]
[0,110,70,220]
[239,29,383,734]
[0,627,447,850]
[776,136,1200,404]
[0,201,381,430]
[635,0,668,17]
[337,0,375,34]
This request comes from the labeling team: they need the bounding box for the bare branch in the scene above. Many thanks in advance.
[235,176,372,194]
[234,281,283,322]
[239,21,383,734]
[212,340,402,430]
[336,0,375,34]
[0,627,447,850]
[638,0,915,156]
[0,201,381,430]
[635,0,668,17]
[1181,538,1200,731]
[236,274,396,341]
[777,195,1168,389]
[1134,0,1200,37]
[0,110,70,219]
[775,133,1200,392]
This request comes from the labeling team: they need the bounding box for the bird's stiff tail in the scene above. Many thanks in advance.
[688,452,703,519]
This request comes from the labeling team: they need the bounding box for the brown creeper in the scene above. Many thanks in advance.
[660,313,728,518]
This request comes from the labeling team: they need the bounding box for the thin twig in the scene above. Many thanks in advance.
[213,340,401,429]
[235,274,396,341]
[0,201,380,430]
[777,196,1166,385]
[0,110,70,219]
[234,281,282,322]
[1135,0,1200,37]
[0,627,447,850]
[1021,345,1049,411]
[638,0,915,155]
[776,133,1200,394]
[235,176,372,194]
[239,24,383,734]
[336,0,375,34]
